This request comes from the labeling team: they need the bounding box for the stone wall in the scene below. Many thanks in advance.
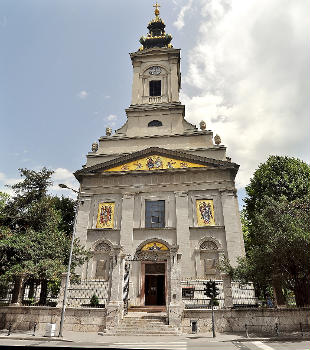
[0,306,106,333]
[182,308,310,334]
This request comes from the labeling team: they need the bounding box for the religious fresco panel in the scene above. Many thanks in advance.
[96,202,115,229]
[103,155,207,172]
[196,199,215,226]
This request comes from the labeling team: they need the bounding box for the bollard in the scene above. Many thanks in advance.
[32,322,37,336]
[300,322,303,337]
[275,323,279,336]
[245,324,249,338]
[7,323,12,336]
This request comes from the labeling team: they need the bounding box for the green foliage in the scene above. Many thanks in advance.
[0,167,90,303]
[90,294,99,306]
[245,155,310,218]
[0,192,9,221]
[51,196,76,236]
[233,156,310,305]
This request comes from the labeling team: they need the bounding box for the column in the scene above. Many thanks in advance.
[131,62,141,104]
[175,191,191,278]
[120,193,134,255]
[106,249,124,329]
[168,249,184,328]
[220,190,245,267]
[75,197,91,279]
[169,59,179,102]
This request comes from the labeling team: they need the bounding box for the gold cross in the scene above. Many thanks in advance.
[153,2,160,16]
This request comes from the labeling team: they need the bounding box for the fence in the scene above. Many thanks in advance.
[181,280,258,309]
[0,279,110,308]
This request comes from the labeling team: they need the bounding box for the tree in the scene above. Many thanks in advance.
[51,196,76,235]
[234,156,310,306]
[0,168,89,305]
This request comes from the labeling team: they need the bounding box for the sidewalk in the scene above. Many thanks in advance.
[0,329,309,344]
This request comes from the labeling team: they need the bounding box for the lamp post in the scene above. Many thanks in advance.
[58,183,79,338]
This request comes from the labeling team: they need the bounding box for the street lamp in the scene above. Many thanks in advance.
[58,183,79,194]
[58,183,80,337]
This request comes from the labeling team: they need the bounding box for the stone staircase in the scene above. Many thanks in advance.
[105,311,180,336]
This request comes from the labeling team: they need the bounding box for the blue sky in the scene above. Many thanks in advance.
[1,0,309,207]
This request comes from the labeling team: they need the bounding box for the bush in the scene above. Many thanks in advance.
[90,294,99,307]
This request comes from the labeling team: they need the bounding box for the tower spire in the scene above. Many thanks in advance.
[139,2,173,50]
[153,2,160,17]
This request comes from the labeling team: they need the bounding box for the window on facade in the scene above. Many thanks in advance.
[145,200,165,228]
[182,287,195,299]
[148,120,162,127]
[149,80,161,96]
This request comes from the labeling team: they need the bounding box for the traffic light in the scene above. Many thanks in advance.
[203,280,219,299]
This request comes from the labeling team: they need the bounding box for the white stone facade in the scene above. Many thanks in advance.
[69,10,245,326]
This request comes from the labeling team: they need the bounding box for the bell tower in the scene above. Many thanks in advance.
[115,3,190,139]
[130,3,181,105]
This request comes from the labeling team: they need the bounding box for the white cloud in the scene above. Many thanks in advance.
[173,0,193,30]
[0,172,20,196]
[181,0,310,189]
[0,169,79,199]
[106,114,117,121]
[77,90,89,99]
[104,95,111,99]
[50,168,79,199]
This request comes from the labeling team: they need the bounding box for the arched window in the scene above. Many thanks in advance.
[148,120,162,127]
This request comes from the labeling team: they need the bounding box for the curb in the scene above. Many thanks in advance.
[0,335,72,342]
[231,336,310,342]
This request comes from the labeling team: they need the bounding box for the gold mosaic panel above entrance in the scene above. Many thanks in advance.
[141,241,169,251]
[196,199,215,226]
[103,155,207,172]
[96,202,115,229]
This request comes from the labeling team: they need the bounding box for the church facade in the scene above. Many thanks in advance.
[71,4,245,327]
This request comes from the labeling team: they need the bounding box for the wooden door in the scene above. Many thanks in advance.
[145,275,158,305]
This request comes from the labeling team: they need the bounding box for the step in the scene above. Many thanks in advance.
[108,331,179,336]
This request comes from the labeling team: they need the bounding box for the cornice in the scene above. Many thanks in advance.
[75,146,239,179]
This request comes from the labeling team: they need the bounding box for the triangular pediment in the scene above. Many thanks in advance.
[104,154,206,172]
[74,147,239,178]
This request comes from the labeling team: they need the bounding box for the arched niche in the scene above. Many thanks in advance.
[91,240,113,280]
[199,237,222,279]
[134,238,171,261]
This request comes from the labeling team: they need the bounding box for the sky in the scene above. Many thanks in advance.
[1,0,309,207]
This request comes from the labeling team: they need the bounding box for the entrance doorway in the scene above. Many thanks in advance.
[144,263,166,306]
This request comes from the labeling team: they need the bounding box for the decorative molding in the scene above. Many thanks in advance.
[189,226,225,230]
[92,239,113,252]
[198,236,223,251]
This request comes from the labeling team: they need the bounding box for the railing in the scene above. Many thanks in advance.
[184,298,225,309]
[181,280,225,309]
[181,280,258,309]
[149,96,162,103]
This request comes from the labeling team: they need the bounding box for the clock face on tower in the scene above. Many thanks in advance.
[149,66,162,75]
